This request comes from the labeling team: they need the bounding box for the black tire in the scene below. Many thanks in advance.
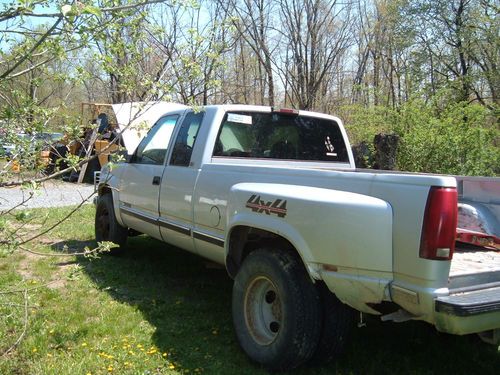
[311,283,354,364]
[95,194,128,254]
[232,248,321,371]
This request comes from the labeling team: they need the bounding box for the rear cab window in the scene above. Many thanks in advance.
[212,111,349,163]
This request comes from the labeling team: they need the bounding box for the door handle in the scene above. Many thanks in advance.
[152,176,161,185]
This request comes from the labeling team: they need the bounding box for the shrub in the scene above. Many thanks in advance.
[340,101,499,176]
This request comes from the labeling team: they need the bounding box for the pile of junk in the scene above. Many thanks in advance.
[46,101,184,183]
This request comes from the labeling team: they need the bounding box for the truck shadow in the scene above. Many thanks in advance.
[52,237,500,375]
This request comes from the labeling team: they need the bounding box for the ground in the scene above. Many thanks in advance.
[0,180,95,210]
[0,205,499,374]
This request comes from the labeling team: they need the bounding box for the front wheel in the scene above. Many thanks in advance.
[232,248,321,371]
[95,193,128,254]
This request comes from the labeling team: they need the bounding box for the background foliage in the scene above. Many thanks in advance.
[0,0,498,178]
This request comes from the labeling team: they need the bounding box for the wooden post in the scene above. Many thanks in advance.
[77,128,99,184]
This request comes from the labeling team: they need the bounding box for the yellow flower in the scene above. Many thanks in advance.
[168,364,175,370]
[32,348,38,353]
[107,365,113,372]
[81,342,88,347]
[49,329,55,334]
[162,352,168,357]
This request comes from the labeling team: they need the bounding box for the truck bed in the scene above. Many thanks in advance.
[451,247,500,276]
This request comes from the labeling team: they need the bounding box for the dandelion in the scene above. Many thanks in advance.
[162,352,168,357]
[107,365,113,372]
[49,329,55,334]
[32,348,38,353]
[81,342,88,347]
[168,364,175,370]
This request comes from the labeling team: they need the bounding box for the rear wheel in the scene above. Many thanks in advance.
[232,248,321,371]
[312,283,354,364]
[95,193,127,254]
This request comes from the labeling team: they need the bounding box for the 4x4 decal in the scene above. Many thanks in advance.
[245,195,288,218]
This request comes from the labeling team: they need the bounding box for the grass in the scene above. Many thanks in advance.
[1,205,499,374]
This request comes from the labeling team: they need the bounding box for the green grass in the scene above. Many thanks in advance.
[1,205,499,374]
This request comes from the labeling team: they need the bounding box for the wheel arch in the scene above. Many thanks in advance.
[97,184,125,227]
[98,184,112,196]
[225,223,313,279]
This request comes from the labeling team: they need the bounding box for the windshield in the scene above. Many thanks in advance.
[213,111,348,163]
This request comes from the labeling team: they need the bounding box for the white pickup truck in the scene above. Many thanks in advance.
[94,105,500,371]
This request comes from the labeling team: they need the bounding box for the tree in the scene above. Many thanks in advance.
[220,0,277,106]
[277,0,353,110]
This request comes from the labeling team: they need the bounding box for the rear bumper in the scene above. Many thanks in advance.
[433,286,500,335]
[435,286,500,316]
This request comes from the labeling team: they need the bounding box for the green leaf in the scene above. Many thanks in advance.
[83,5,102,18]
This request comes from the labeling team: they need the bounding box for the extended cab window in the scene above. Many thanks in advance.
[213,112,348,162]
[170,111,204,167]
[133,115,179,165]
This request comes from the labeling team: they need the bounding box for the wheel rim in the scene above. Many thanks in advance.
[97,206,110,240]
[244,276,282,346]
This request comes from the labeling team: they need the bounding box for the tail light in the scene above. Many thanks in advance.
[271,107,299,115]
[419,187,458,260]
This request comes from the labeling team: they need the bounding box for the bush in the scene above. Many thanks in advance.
[341,101,499,176]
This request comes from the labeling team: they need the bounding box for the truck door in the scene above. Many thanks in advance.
[158,111,204,252]
[118,114,180,239]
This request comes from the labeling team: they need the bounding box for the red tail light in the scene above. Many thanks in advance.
[419,187,458,260]
[271,107,299,115]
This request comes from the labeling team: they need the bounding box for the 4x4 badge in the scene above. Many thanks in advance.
[245,195,287,218]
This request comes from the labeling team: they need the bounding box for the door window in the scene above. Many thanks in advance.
[133,115,179,165]
[170,111,204,167]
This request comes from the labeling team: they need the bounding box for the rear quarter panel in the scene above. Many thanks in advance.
[227,182,393,312]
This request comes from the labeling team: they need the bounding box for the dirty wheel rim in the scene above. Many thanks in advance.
[97,207,110,240]
[244,276,282,346]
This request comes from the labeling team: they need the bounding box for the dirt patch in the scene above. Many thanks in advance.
[16,249,39,280]
[15,238,80,290]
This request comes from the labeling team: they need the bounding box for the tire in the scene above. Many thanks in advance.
[232,248,321,371]
[95,194,128,254]
[311,283,354,364]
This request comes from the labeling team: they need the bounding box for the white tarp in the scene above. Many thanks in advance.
[112,101,188,154]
